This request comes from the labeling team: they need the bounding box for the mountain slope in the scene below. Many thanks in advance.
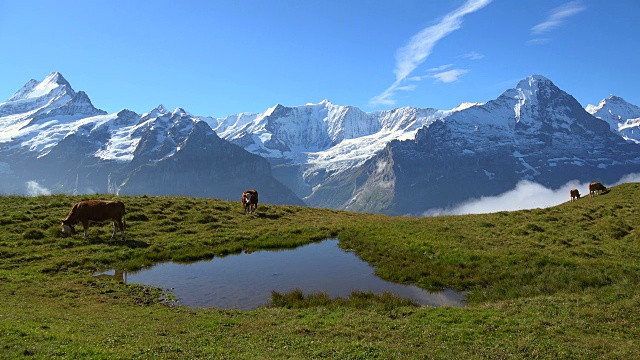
[586,95,640,143]
[114,121,303,205]
[334,76,640,214]
[208,100,459,199]
[1,72,638,214]
[0,72,304,205]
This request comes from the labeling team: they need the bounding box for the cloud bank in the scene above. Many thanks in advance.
[422,173,640,216]
[370,0,492,106]
[26,181,51,196]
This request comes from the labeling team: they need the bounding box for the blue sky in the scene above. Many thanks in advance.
[1,0,638,118]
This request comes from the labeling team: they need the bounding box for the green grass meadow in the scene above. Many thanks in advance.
[1,184,639,358]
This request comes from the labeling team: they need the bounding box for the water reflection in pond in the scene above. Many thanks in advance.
[117,239,466,310]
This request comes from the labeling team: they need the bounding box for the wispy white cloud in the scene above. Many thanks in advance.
[414,65,470,84]
[369,85,398,106]
[395,85,417,92]
[428,64,454,72]
[530,1,586,36]
[462,51,484,60]
[432,69,469,83]
[527,38,550,46]
[369,0,492,107]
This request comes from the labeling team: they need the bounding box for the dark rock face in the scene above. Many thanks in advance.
[0,73,304,205]
[115,122,303,205]
[2,73,640,214]
[316,77,640,215]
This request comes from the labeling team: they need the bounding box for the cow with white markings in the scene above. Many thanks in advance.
[589,182,606,197]
[242,190,258,215]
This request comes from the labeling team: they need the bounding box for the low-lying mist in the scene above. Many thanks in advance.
[26,181,51,196]
[422,173,640,216]
[21,173,640,217]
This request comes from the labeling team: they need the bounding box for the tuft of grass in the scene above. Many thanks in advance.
[22,229,45,240]
[270,289,417,310]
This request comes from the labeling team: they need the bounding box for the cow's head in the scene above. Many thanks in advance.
[244,193,252,204]
[61,219,76,236]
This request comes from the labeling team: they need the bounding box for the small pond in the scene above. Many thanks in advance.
[99,239,466,310]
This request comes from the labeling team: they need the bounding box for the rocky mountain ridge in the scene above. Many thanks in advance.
[0,73,303,205]
[1,72,638,214]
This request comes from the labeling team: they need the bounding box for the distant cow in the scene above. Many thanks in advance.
[242,190,258,214]
[570,189,580,202]
[61,200,126,240]
[589,182,606,197]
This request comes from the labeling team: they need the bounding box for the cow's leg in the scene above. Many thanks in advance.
[82,220,89,238]
[117,218,125,240]
[111,220,117,239]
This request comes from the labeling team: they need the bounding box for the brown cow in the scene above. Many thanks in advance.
[589,182,606,197]
[61,200,126,240]
[241,190,258,215]
[570,189,580,202]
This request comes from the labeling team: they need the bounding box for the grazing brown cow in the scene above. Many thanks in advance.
[241,190,258,214]
[61,200,126,240]
[589,182,606,197]
[570,189,580,202]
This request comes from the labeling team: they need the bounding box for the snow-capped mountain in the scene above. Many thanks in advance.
[0,72,303,205]
[207,76,640,213]
[209,99,474,169]
[334,75,640,214]
[1,72,639,214]
[206,99,472,198]
[586,95,640,143]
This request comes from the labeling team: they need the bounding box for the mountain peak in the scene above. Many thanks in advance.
[7,71,75,102]
[142,104,169,119]
[172,107,188,117]
[305,99,332,106]
[516,75,551,90]
[586,95,633,115]
[265,103,287,117]
[73,90,91,102]
[606,95,627,103]
[44,72,71,87]
[498,74,561,108]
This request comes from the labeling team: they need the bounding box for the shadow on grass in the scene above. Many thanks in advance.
[256,212,283,220]
[88,237,149,248]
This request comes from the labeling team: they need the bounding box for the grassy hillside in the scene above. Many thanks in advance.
[1,184,639,358]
